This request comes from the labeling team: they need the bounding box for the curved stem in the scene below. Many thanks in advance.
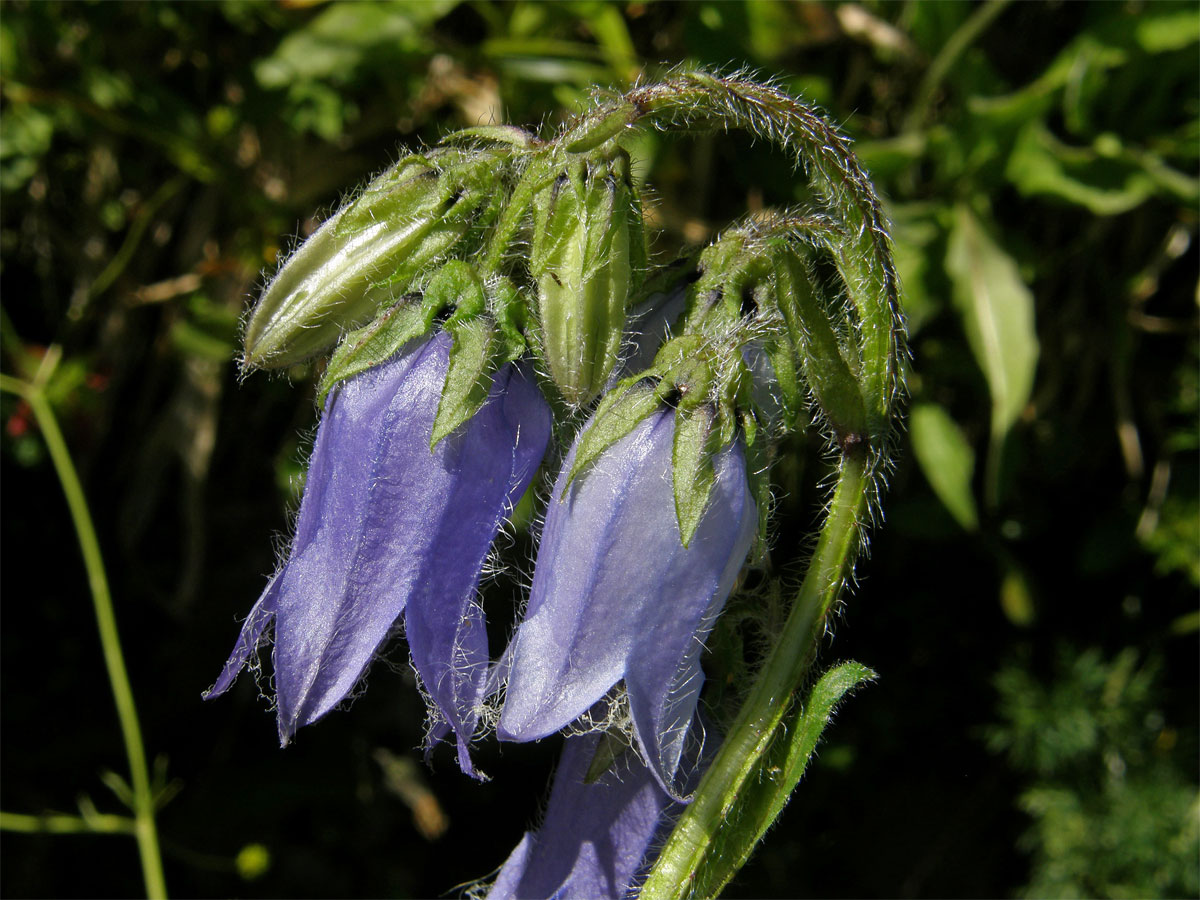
[641,451,870,899]
[626,72,904,441]
[0,370,167,899]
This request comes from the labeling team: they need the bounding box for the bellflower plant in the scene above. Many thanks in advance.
[209,70,906,899]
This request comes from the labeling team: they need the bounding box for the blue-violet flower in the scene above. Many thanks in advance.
[497,408,755,796]
[206,332,551,776]
[487,731,682,900]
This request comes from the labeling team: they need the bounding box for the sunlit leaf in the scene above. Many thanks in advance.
[909,402,978,532]
[687,661,877,899]
[1006,122,1196,216]
[945,204,1038,445]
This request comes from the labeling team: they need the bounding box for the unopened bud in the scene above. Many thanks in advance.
[530,149,645,405]
[243,146,511,370]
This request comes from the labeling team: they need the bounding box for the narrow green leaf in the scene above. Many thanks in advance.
[945,204,1039,444]
[672,405,718,548]
[688,661,877,900]
[99,770,135,810]
[761,336,802,432]
[909,402,979,532]
[431,318,495,448]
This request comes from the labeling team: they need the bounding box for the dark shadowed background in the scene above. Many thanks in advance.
[2,2,1197,897]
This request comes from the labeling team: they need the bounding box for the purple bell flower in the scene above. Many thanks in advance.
[487,731,681,900]
[497,408,755,796]
[206,332,551,777]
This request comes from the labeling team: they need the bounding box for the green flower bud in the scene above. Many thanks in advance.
[529,149,645,406]
[243,146,511,370]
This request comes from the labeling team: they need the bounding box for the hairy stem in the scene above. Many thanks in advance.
[641,451,871,899]
[625,72,904,442]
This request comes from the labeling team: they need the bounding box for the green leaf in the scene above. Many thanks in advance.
[945,204,1039,445]
[688,661,877,899]
[318,294,439,405]
[1006,122,1180,216]
[253,1,453,89]
[430,318,494,448]
[1134,8,1200,52]
[672,404,718,548]
[909,402,979,532]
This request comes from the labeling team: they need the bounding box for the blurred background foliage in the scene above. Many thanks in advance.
[1,1,1196,897]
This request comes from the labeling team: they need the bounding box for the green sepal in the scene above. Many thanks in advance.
[317,292,441,405]
[431,317,496,449]
[684,661,876,899]
[775,250,868,444]
[563,331,720,494]
[487,276,528,365]
[583,730,633,785]
[563,101,637,154]
[682,233,773,335]
[741,410,774,560]
[429,260,486,323]
[564,375,664,492]
[762,335,803,432]
[443,125,538,149]
[651,334,717,414]
[672,403,720,549]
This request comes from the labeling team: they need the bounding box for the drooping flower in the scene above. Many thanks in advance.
[487,731,683,900]
[497,407,756,796]
[206,332,551,776]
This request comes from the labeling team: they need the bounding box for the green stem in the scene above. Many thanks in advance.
[0,811,136,836]
[641,451,871,899]
[902,0,1015,133]
[86,175,187,306]
[627,72,903,439]
[0,368,167,899]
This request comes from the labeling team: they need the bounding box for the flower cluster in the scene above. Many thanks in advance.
[207,71,904,898]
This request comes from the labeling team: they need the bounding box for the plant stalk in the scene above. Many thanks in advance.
[0,369,167,899]
[642,451,871,898]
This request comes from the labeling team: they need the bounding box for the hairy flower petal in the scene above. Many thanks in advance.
[487,732,677,900]
[207,333,550,775]
[498,409,754,795]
